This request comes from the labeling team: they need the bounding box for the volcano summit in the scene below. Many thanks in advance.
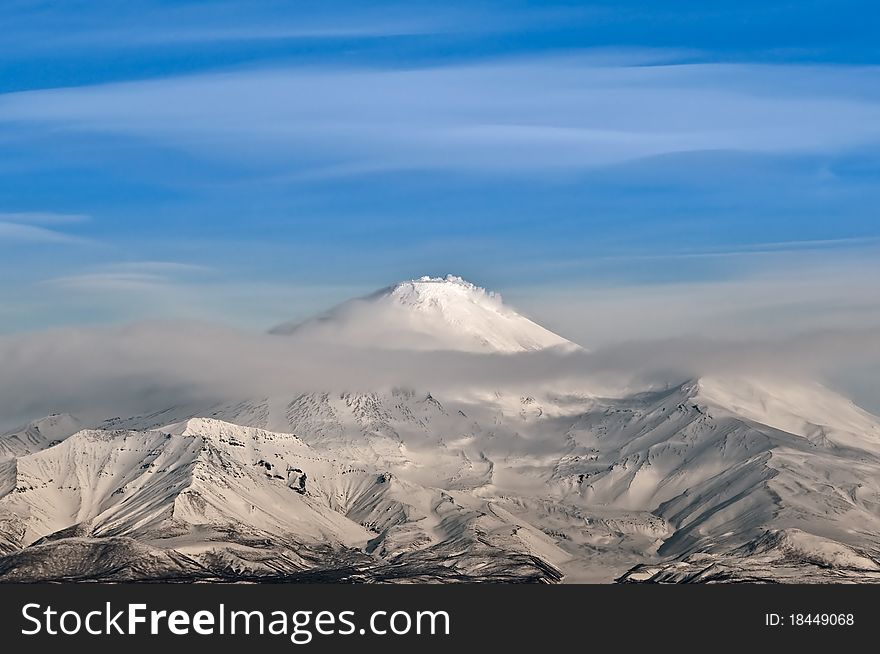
[270,275,578,353]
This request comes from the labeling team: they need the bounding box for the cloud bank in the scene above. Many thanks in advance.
[1,316,879,432]
[3,249,878,430]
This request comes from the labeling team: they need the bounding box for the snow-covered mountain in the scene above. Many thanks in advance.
[1,276,880,583]
[0,416,565,581]
[270,275,578,353]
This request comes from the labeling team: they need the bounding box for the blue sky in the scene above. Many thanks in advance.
[1,0,879,337]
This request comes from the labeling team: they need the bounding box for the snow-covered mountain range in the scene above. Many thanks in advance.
[2,276,880,583]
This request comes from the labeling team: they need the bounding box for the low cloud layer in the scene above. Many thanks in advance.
[3,249,879,430]
[2,317,878,431]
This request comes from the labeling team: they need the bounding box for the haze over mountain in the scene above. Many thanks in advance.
[1,276,880,583]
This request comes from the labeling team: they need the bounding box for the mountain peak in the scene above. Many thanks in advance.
[384,275,503,311]
[403,274,477,285]
[272,274,579,353]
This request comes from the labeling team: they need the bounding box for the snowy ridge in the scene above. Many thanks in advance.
[0,414,81,459]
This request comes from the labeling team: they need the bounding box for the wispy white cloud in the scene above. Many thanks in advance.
[43,260,214,293]
[93,260,214,274]
[0,211,90,225]
[1,59,878,176]
[578,236,880,262]
[0,0,460,59]
[44,272,170,293]
[70,23,438,46]
[0,221,90,245]
[0,211,92,245]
